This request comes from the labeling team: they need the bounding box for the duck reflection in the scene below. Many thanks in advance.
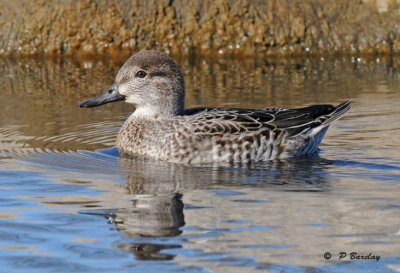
[111,192,183,261]
[107,156,187,260]
[115,243,180,261]
[11,148,331,261]
[106,153,330,260]
[110,193,184,237]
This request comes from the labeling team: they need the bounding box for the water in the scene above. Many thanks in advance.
[1,55,400,273]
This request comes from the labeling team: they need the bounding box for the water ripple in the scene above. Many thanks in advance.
[0,119,123,158]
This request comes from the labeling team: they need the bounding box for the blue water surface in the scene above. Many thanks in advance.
[1,56,400,272]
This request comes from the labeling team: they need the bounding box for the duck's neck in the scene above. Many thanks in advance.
[117,107,175,158]
[131,107,162,119]
[131,104,184,119]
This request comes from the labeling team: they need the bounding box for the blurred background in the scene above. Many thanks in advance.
[1,0,400,58]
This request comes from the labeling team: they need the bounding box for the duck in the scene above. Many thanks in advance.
[80,50,351,164]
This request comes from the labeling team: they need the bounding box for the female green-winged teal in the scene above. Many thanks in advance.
[80,50,351,164]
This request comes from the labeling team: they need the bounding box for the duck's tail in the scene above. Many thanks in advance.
[309,100,352,137]
[322,100,352,126]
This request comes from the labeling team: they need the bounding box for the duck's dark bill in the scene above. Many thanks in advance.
[80,83,125,108]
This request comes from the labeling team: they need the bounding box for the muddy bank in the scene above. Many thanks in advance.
[1,0,400,57]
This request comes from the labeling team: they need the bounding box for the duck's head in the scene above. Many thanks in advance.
[80,50,185,118]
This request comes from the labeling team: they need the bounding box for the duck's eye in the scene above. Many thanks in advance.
[136,70,147,78]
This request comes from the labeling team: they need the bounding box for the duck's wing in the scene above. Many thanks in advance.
[183,101,352,138]
[265,100,352,137]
